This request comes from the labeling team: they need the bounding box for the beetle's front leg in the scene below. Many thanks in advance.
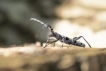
[44,38,58,48]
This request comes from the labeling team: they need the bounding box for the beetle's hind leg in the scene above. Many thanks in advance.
[73,36,91,48]
[44,38,58,48]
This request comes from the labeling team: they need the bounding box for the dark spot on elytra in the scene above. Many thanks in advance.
[80,43,82,45]
[66,37,69,40]
[51,28,53,30]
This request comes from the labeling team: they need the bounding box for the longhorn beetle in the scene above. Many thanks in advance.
[29,18,91,48]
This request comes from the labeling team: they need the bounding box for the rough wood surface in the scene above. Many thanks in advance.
[0,43,106,71]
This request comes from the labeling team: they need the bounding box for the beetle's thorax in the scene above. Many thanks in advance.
[49,32,62,40]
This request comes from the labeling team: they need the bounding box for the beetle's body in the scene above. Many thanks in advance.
[48,31,85,47]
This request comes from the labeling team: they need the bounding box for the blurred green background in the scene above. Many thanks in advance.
[0,0,64,46]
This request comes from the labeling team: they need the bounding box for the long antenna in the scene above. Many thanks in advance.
[30,18,53,30]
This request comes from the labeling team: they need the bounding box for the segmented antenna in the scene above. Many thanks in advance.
[30,18,53,31]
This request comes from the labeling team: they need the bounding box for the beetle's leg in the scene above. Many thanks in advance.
[61,43,63,48]
[53,42,55,47]
[44,43,50,48]
[73,36,91,48]
[44,38,58,48]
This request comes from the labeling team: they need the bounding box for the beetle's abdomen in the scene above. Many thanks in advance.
[74,41,85,47]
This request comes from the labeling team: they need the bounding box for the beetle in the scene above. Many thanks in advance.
[29,18,91,48]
